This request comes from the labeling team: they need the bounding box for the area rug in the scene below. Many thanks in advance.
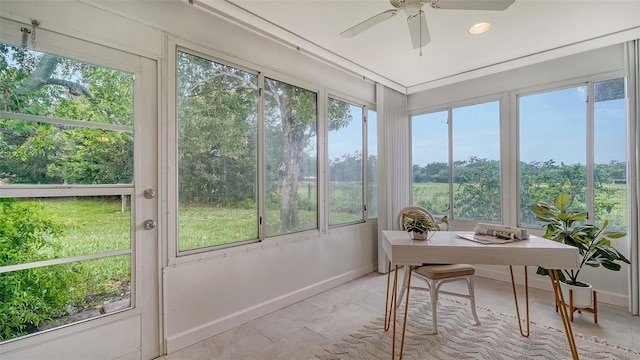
[315,292,639,360]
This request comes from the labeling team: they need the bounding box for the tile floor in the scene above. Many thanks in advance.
[160,271,640,359]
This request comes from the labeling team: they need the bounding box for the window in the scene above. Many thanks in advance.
[177,51,320,250]
[264,78,318,236]
[412,101,501,222]
[518,78,627,230]
[452,102,501,222]
[367,109,378,219]
[412,111,450,217]
[594,78,626,231]
[1,44,134,341]
[519,86,587,226]
[177,51,259,251]
[327,98,364,226]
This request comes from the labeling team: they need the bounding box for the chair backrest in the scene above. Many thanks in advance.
[397,206,436,231]
[397,206,450,231]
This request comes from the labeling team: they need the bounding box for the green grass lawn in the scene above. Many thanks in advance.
[22,197,131,294]
[12,183,628,296]
[17,182,628,258]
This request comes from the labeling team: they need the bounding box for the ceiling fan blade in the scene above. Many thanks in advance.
[430,0,515,11]
[340,9,398,38]
[407,10,430,49]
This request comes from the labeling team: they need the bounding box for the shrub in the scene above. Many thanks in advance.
[0,199,82,341]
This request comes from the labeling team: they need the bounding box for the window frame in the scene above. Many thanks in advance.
[0,27,147,343]
[409,95,503,224]
[168,39,376,263]
[515,72,628,230]
[326,95,369,228]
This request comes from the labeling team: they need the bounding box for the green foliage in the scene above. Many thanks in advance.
[0,199,82,340]
[177,51,259,207]
[532,193,630,285]
[412,157,626,229]
[403,214,431,234]
[454,157,501,222]
[0,198,133,341]
[0,44,134,186]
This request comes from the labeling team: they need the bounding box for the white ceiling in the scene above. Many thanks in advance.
[199,0,640,93]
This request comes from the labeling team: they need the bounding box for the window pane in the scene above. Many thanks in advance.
[177,51,259,251]
[0,44,133,125]
[0,43,134,186]
[594,78,627,231]
[452,101,501,222]
[328,99,363,226]
[519,86,587,226]
[0,255,131,342]
[412,111,449,217]
[367,109,378,219]
[0,120,133,185]
[0,197,130,266]
[264,78,318,236]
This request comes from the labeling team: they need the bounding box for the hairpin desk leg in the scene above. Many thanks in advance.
[509,265,530,337]
[549,269,579,360]
[384,261,395,331]
[383,262,412,360]
[397,268,412,360]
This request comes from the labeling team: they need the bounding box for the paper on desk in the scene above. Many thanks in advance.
[456,232,519,245]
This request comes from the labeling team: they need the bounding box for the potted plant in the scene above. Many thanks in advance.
[532,193,630,308]
[404,213,432,240]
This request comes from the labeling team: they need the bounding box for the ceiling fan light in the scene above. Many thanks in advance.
[468,22,491,35]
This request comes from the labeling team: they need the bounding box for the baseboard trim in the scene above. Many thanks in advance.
[165,264,374,354]
[475,266,629,308]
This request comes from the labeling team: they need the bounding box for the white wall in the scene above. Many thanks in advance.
[1,2,634,358]
[408,44,631,306]
[164,224,376,352]
[1,1,378,357]
[408,45,625,110]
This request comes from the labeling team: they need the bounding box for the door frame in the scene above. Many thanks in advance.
[0,20,161,359]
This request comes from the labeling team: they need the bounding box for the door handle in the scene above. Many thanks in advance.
[143,219,157,230]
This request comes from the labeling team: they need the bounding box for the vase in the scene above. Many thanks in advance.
[409,231,428,240]
[559,281,593,308]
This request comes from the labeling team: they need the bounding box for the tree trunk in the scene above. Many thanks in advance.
[277,93,304,230]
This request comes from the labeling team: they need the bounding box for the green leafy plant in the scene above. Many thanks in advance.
[403,213,431,234]
[532,193,630,286]
[0,198,85,341]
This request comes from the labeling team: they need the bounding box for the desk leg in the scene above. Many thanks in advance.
[398,268,411,360]
[509,266,530,337]
[549,269,579,360]
[383,263,412,360]
[384,261,395,331]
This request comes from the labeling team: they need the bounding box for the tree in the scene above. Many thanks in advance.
[455,157,501,222]
[177,53,258,207]
[176,53,352,231]
[262,81,351,231]
[0,45,134,185]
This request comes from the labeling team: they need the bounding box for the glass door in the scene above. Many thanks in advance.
[0,24,159,359]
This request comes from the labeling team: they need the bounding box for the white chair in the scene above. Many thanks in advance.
[396,205,480,334]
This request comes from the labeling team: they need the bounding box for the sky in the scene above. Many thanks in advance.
[325,84,626,167]
[410,84,626,167]
[327,106,376,161]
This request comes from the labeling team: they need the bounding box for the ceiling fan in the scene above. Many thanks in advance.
[340,0,516,49]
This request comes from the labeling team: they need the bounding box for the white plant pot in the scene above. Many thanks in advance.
[409,231,428,241]
[559,281,593,308]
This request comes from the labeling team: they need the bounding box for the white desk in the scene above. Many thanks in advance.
[382,230,581,359]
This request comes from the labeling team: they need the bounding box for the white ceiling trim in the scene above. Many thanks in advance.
[195,0,407,94]
[406,26,640,94]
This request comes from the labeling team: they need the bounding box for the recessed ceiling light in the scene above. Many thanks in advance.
[469,22,492,35]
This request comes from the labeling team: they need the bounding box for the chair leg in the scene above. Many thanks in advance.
[429,279,439,334]
[467,276,481,325]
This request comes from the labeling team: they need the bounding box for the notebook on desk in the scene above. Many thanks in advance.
[456,232,523,245]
